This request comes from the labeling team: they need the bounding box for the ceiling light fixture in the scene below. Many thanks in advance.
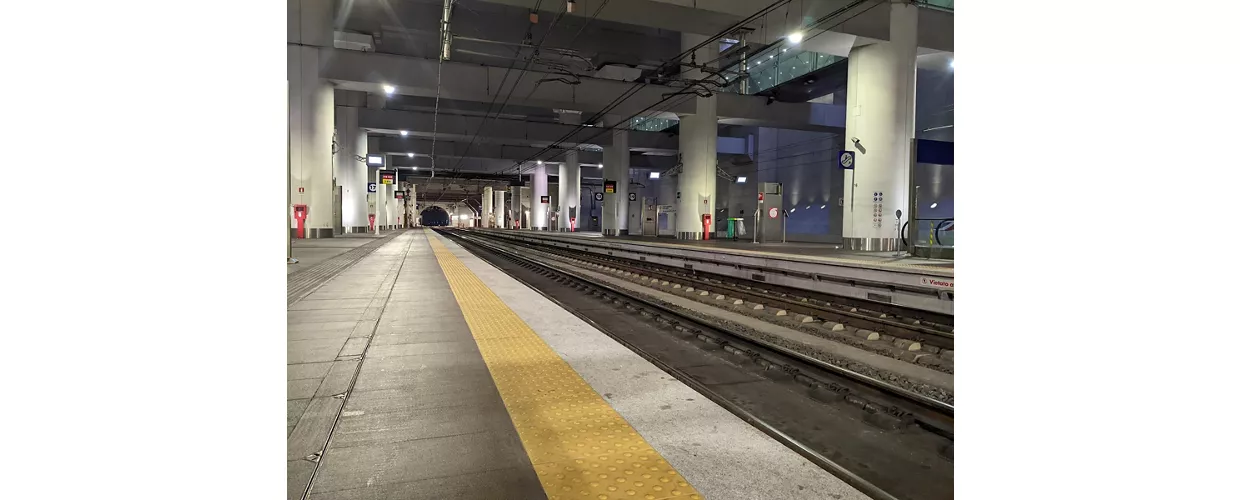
[930,202,938,209]
[407,152,414,157]
[737,176,747,183]
[382,84,395,95]
[788,31,804,44]
[400,130,408,136]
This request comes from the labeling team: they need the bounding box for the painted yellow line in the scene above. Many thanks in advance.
[428,234,702,500]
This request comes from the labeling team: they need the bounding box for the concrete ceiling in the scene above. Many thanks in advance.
[474,0,952,51]
[328,0,948,185]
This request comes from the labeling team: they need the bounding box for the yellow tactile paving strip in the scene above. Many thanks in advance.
[428,234,703,500]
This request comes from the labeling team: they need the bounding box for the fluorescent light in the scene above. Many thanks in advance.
[407,152,414,157]
[367,155,383,166]
[400,130,408,136]
[820,205,826,209]
[790,208,796,213]
[930,202,938,208]
[412,167,419,171]
[737,176,747,183]
[788,32,803,44]
[382,84,395,94]
[649,172,660,179]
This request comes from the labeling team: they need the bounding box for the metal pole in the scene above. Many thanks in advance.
[906,138,919,256]
[287,80,294,263]
[753,208,760,244]
[893,213,902,256]
[782,211,786,243]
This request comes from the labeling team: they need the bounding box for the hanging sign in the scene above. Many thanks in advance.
[540,196,550,204]
[394,190,405,200]
[379,171,396,184]
[603,180,617,193]
[758,192,764,202]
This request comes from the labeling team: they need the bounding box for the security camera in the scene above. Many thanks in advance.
[851,137,860,144]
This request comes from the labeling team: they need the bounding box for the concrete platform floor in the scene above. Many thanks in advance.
[288,229,873,500]
[288,233,388,274]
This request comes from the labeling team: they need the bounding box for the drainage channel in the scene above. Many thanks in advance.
[287,232,403,306]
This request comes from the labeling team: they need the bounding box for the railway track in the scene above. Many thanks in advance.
[440,228,954,500]
[472,230,953,347]
[465,230,955,375]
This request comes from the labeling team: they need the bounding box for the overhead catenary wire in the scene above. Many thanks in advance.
[426,0,560,203]
[443,0,566,174]
[499,0,879,176]
[499,0,797,175]
[428,0,882,205]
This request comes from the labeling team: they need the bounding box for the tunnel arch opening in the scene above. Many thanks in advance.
[420,206,450,226]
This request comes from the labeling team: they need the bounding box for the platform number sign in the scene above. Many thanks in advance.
[367,183,377,193]
[628,192,637,202]
[838,151,856,170]
[594,192,603,201]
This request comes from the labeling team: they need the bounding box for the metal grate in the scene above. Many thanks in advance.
[286,233,401,306]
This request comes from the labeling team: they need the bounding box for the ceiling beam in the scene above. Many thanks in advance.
[323,50,846,132]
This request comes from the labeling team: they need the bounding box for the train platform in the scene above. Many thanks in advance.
[569,232,954,271]
[287,229,871,500]
[473,229,955,316]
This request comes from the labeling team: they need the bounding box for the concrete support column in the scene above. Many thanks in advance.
[519,186,531,229]
[675,99,718,240]
[493,189,506,229]
[391,171,400,228]
[532,163,549,230]
[841,1,917,251]
[482,186,493,228]
[676,33,719,240]
[334,91,370,233]
[602,126,629,236]
[558,112,582,231]
[288,0,334,238]
[407,184,417,226]
[374,167,389,231]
